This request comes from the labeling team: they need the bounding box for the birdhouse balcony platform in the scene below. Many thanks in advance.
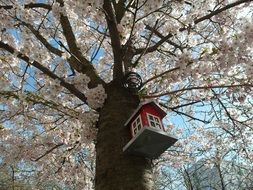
[123,127,177,159]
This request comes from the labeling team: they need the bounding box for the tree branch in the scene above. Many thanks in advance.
[135,0,253,55]
[33,143,64,162]
[160,102,210,124]
[144,83,253,98]
[133,20,159,67]
[1,1,104,87]
[143,66,179,86]
[169,99,203,110]
[193,0,253,25]
[0,3,51,10]
[145,25,184,51]
[113,0,128,23]
[134,32,173,55]
[21,22,63,56]
[103,0,123,79]
[0,91,81,119]
[0,41,88,104]
[55,0,105,88]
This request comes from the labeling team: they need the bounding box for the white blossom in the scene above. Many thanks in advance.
[86,84,107,109]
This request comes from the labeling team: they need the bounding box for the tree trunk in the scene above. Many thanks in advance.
[95,81,154,190]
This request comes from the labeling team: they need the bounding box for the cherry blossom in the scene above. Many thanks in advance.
[0,0,253,189]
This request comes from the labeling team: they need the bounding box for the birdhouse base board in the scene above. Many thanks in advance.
[123,127,177,159]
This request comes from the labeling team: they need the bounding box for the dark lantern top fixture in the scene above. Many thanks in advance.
[122,72,143,92]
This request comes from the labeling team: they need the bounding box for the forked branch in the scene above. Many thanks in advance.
[0,41,88,104]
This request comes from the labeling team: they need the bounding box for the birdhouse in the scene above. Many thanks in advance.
[123,100,178,159]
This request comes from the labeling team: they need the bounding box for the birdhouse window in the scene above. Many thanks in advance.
[147,113,162,129]
[132,115,143,136]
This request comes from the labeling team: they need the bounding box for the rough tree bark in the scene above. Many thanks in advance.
[95,80,154,190]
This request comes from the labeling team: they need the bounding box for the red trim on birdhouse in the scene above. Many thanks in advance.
[142,104,163,118]
[124,100,166,127]
[140,110,148,127]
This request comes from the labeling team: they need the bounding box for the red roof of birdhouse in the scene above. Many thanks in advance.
[124,100,167,126]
